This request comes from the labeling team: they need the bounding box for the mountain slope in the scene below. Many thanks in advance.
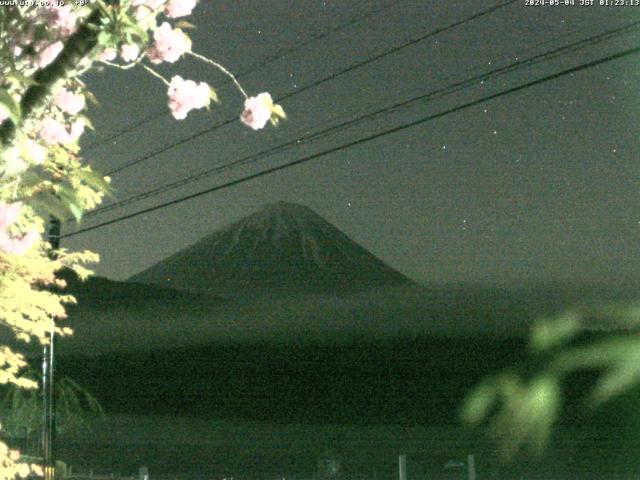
[129,201,415,297]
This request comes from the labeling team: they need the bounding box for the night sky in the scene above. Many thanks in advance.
[63,0,640,285]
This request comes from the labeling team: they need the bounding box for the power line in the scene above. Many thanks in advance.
[83,1,398,154]
[61,44,640,239]
[83,19,640,218]
[102,0,519,177]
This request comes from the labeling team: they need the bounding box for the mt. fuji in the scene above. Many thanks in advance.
[129,201,415,298]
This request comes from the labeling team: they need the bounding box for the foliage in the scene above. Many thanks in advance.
[0,367,104,437]
[0,1,285,477]
[462,304,640,460]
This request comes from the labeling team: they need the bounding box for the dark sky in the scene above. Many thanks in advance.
[63,0,640,285]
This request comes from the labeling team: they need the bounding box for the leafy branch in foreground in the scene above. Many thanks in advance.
[462,304,640,459]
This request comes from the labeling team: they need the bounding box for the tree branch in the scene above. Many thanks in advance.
[0,2,117,146]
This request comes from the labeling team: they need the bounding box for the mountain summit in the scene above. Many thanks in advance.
[129,201,415,298]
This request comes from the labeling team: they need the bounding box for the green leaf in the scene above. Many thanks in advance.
[0,89,21,124]
[76,169,112,196]
[30,192,72,222]
[97,30,113,47]
[56,184,84,221]
[461,381,497,425]
[530,311,580,352]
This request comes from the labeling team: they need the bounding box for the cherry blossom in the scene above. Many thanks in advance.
[98,47,117,62]
[68,120,86,142]
[38,118,84,145]
[167,75,211,120]
[23,140,47,165]
[40,5,79,37]
[147,22,191,64]
[38,118,69,145]
[120,44,140,63]
[36,41,64,68]
[0,202,38,255]
[0,230,39,255]
[133,0,167,9]
[165,0,198,18]
[0,203,21,231]
[54,88,85,115]
[240,93,274,130]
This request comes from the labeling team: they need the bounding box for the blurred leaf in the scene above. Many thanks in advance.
[97,30,113,47]
[0,89,20,124]
[30,191,72,222]
[530,311,580,352]
[272,104,286,119]
[461,380,498,425]
[491,374,561,460]
[555,336,640,405]
[465,305,640,461]
[55,184,83,221]
[75,169,112,197]
[209,88,219,104]
[174,20,196,30]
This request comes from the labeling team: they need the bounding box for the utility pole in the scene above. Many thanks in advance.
[467,454,476,480]
[398,454,406,480]
[43,217,60,480]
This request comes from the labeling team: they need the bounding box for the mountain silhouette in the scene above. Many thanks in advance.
[129,201,415,298]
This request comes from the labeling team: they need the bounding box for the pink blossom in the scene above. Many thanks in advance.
[0,202,21,231]
[165,0,197,18]
[42,5,79,37]
[38,118,84,145]
[133,0,167,8]
[54,5,79,36]
[53,88,85,115]
[24,140,47,165]
[0,202,37,255]
[98,47,117,62]
[167,75,211,120]
[240,93,274,130]
[120,43,140,62]
[147,22,191,64]
[38,118,69,145]
[68,119,85,142]
[36,41,64,68]
[0,230,39,255]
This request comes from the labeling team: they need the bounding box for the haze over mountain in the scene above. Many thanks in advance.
[41,203,640,479]
[129,201,416,298]
[42,201,640,356]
